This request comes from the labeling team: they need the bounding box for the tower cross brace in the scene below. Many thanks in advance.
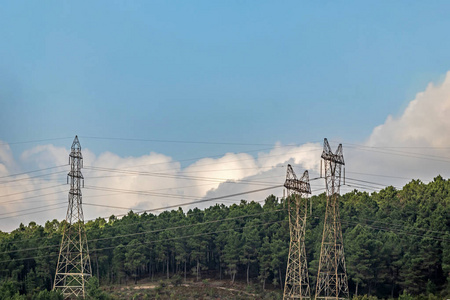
[315,138,349,300]
[53,136,92,298]
[283,164,312,300]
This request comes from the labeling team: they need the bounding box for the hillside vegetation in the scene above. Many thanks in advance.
[0,176,449,299]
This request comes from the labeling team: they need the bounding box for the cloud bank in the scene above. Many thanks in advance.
[347,71,450,182]
[367,71,450,148]
[2,71,450,231]
[0,140,323,231]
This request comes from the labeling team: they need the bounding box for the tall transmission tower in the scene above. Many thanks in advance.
[283,164,312,300]
[54,136,92,298]
[315,138,349,300]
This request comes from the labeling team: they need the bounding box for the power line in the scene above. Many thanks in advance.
[103,185,283,216]
[0,182,280,229]
[0,198,68,217]
[343,141,450,152]
[2,213,448,263]
[89,219,285,253]
[82,145,313,173]
[1,193,282,244]
[0,179,67,189]
[2,210,447,258]
[83,166,286,180]
[84,191,288,226]
[6,170,264,207]
[0,202,66,217]
[0,165,67,180]
[0,173,310,215]
[343,143,450,149]
[3,174,273,208]
[0,190,67,205]
[0,218,286,263]
[344,216,448,236]
[2,192,448,256]
[0,206,66,221]
[343,184,379,192]
[0,175,387,232]
[81,171,291,199]
[0,137,72,146]
[341,219,449,242]
[83,164,321,187]
[0,171,425,231]
[344,144,450,164]
[83,195,268,211]
[0,145,320,186]
[84,147,322,174]
[345,177,391,188]
[85,170,280,185]
[0,184,66,199]
[344,181,392,192]
[83,175,280,199]
[345,170,419,181]
[91,209,285,243]
[0,166,443,244]
[0,210,286,255]
[0,184,283,233]
[81,136,323,148]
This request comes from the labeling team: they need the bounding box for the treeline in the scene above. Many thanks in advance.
[0,176,449,299]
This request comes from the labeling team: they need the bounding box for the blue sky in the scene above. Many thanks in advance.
[2,1,450,229]
[2,1,450,160]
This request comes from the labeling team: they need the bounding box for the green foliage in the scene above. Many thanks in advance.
[171,275,183,287]
[0,177,449,299]
[86,276,112,300]
[32,289,63,300]
[352,295,378,300]
[0,280,20,299]
[124,239,147,284]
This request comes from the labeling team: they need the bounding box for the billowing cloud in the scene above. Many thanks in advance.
[344,71,450,190]
[21,144,70,168]
[0,141,322,231]
[0,142,16,176]
[200,72,450,199]
[367,71,450,148]
[2,71,450,231]
[180,143,323,211]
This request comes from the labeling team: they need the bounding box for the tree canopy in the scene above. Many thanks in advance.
[0,177,449,299]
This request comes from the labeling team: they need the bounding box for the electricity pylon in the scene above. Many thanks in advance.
[54,136,92,298]
[315,138,349,300]
[283,164,311,300]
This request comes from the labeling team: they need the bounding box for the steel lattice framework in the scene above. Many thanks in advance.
[314,138,349,300]
[283,164,312,300]
[53,136,92,298]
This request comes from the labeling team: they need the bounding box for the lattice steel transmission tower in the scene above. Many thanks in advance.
[54,136,92,298]
[283,164,312,300]
[315,138,349,300]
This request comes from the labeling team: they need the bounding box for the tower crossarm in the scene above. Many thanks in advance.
[315,138,349,300]
[284,164,311,194]
[321,138,345,165]
[54,135,92,299]
[283,164,312,300]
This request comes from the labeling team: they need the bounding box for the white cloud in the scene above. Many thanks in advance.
[3,71,450,231]
[84,150,182,217]
[0,141,323,231]
[343,71,450,191]
[21,144,69,168]
[367,71,450,148]
[257,142,321,172]
[0,142,16,175]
